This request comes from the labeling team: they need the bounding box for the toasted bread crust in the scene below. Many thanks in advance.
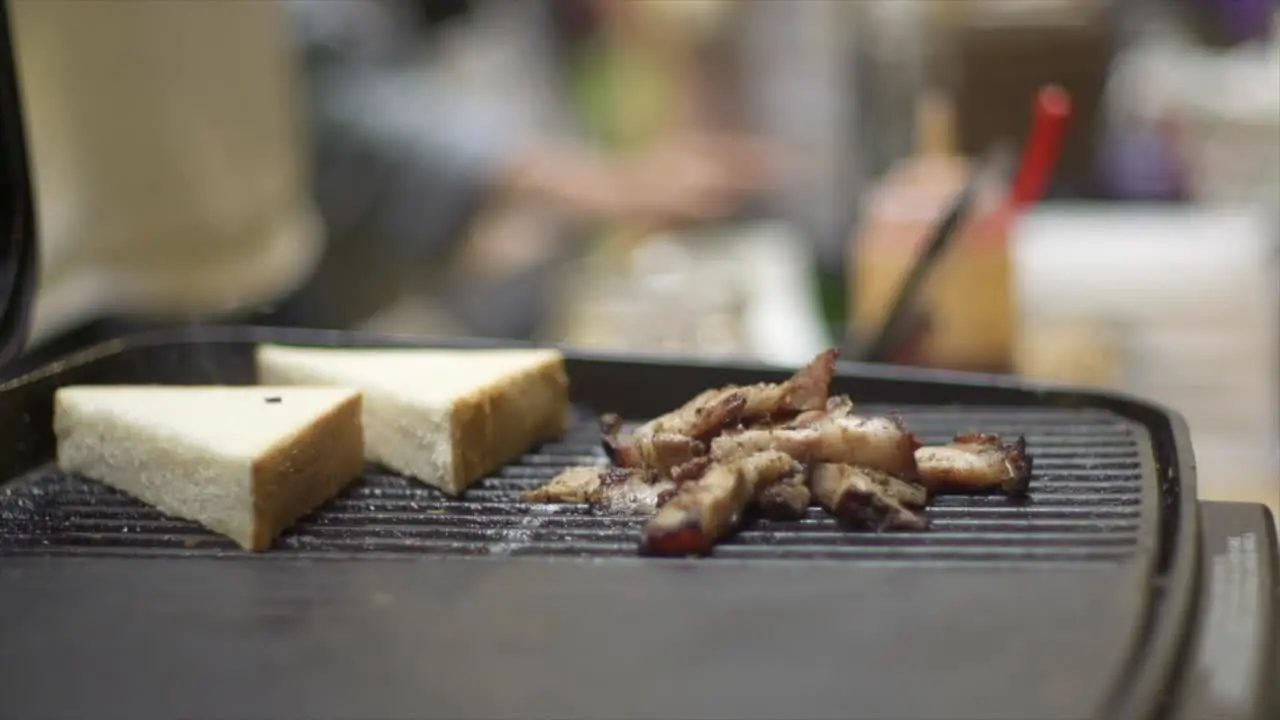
[448,354,570,495]
[249,394,365,550]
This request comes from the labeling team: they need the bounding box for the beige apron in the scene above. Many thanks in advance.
[11,0,322,345]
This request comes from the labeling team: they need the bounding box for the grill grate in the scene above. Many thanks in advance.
[0,406,1149,562]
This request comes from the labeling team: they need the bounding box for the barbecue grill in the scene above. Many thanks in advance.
[0,327,1273,720]
[0,10,1275,720]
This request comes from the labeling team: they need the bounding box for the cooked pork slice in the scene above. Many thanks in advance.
[825,394,856,417]
[630,348,838,440]
[621,389,747,445]
[847,465,930,508]
[602,432,706,477]
[883,473,929,508]
[784,394,856,429]
[523,466,610,504]
[523,466,675,515]
[810,464,929,531]
[727,348,838,424]
[592,475,678,515]
[710,414,919,479]
[642,450,803,556]
[670,455,819,524]
[915,433,1032,497]
[670,455,715,483]
[601,350,839,476]
[754,472,811,520]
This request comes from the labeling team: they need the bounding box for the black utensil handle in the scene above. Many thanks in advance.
[861,145,1015,365]
[861,170,984,363]
[0,0,37,368]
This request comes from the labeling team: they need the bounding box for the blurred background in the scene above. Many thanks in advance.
[6,0,1279,514]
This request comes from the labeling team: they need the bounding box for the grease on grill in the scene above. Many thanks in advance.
[0,407,1147,562]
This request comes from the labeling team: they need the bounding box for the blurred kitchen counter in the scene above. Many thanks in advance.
[546,222,832,368]
[1013,202,1280,517]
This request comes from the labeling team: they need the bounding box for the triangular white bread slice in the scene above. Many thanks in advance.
[254,345,570,495]
[53,385,364,551]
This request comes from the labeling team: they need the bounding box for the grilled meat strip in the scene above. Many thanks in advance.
[669,455,714,483]
[607,390,749,448]
[784,394,855,429]
[672,456,812,519]
[710,414,920,479]
[642,450,803,556]
[754,472,811,520]
[661,392,867,480]
[523,466,676,515]
[827,394,855,416]
[523,466,610,504]
[600,430,706,478]
[602,350,838,477]
[915,433,1032,497]
[595,476,678,515]
[719,348,838,425]
[810,464,929,531]
[625,348,839,441]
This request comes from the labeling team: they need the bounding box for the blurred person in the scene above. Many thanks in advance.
[294,0,775,245]
[554,0,864,333]
[282,0,778,332]
[8,0,774,364]
[696,1,866,275]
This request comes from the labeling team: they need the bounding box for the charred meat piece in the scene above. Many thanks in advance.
[915,433,1032,497]
[797,462,927,510]
[669,455,817,527]
[826,394,856,417]
[814,463,928,509]
[593,476,678,515]
[876,470,930,509]
[727,348,838,425]
[523,466,675,515]
[630,390,749,443]
[600,395,736,477]
[710,414,920,479]
[784,394,856,429]
[523,466,619,504]
[642,450,803,556]
[810,464,929,531]
[754,472,811,520]
[602,432,706,477]
[603,350,838,474]
[630,348,838,440]
[522,345,1045,555]
[670,455,714,483]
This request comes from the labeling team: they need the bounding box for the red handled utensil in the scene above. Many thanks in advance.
[1007,85,1073,214]
[866,85,1073,365]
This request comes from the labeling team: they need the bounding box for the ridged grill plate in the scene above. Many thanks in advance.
[0,405,1151,563]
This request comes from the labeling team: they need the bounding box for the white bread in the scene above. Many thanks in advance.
[254,345,570,495]
[53,385,364,551]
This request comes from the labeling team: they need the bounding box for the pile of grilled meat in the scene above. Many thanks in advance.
[523,349,1032,556]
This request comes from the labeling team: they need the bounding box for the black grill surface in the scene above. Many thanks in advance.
[0,405,1150,562]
